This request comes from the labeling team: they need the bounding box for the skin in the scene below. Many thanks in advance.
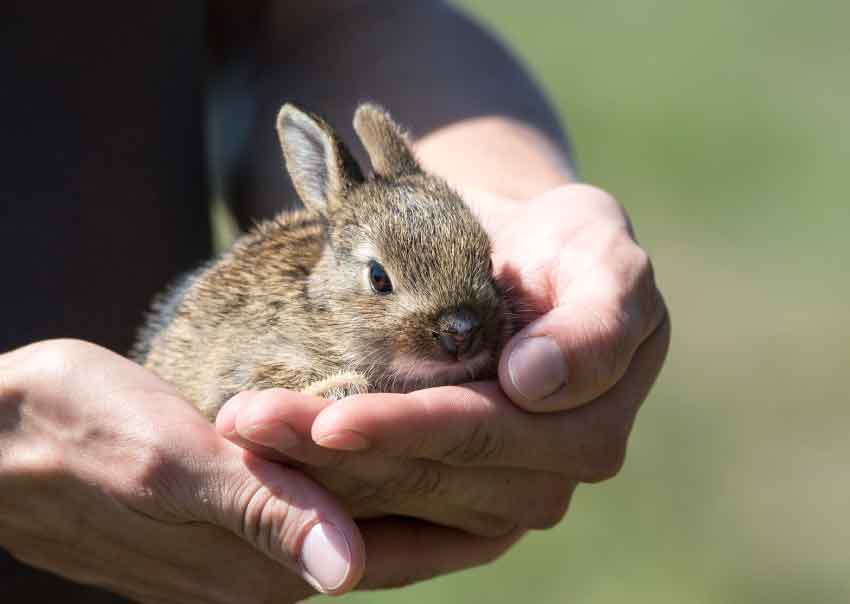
[0,340,521,602]
[1,1,669,602]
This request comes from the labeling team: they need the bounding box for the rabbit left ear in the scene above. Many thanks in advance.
[276,104,364,216]
[353,103,420,179]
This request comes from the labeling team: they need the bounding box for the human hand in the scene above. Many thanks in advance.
[217,184,668,535]
[0,340,519,602]
[476,183,670,415]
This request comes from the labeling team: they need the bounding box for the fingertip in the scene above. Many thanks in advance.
[225,455,367,595]
[311,392,409,451]
[312,401,372,452]
[300,520,366,595]
[499,333,569,412]
[234,389,301,450]
[500,298,643,412]
[215,390,257,437]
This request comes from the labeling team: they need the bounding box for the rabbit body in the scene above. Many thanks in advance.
[134,104,510,420]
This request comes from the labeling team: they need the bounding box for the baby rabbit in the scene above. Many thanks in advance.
[134,103,511,420]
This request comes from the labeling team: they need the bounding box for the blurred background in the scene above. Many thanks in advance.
[324,1,850,602]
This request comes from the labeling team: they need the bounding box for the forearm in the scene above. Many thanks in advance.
[292,0,576,197]
[228,0,574,219]
[415,116,574,200]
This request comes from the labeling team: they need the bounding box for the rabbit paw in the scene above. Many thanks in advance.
[302,371,370,400]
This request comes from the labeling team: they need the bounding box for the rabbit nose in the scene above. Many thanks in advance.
[436,308,482,359]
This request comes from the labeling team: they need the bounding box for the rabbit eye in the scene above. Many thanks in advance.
[368,261,393,294]
[487,257,494,275]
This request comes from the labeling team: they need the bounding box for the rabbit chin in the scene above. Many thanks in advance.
[386,349,493,392]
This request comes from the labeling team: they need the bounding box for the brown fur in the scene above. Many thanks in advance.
[133,103,511,420]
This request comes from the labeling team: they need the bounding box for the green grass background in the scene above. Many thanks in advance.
[317,1,850,602]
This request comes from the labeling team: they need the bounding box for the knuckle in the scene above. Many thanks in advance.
[584,308,632,391]
[339,479,389,509]
[232,470,315,562]
[30,338,101,371]
[238,481,289,554]
[578,434,628,483]
[525,481,575,529]
[441,422,505,465]
[526,501,569,530]
[28,342,78,382]
[313,448,351,471]
[343,462,447,511]
[630,244,653,282]
[620,243,668,333]
[1,442,65,484]
[570,184,622,215]
[632,248,665,324]
[470,514,519,538]
[381,461,444,499]
[6,339,109,393]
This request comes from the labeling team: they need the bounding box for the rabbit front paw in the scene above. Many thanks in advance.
[302,371,369,400]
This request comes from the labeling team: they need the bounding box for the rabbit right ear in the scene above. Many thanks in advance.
[277,104,364,216]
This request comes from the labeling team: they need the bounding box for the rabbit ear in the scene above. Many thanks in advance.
[276,104,364,216]
[353,103,420,178]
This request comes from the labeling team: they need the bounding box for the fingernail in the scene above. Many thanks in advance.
[239,421,298,450]
[314,430,371,452]
[507,335,568,403]
[300,522,352,593]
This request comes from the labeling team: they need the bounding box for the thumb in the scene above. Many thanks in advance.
[187,446,366,595]
[498,300,647,412]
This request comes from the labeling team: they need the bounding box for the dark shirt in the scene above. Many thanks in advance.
[2,2,210,600]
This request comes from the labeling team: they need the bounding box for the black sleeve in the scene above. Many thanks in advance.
[1,1,211,599]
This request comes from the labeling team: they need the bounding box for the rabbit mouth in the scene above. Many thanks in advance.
[385,349,493,391]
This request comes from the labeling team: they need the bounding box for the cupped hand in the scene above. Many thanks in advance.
[478,183,669,414]
[218,184,669,537]
[0,340,518,603]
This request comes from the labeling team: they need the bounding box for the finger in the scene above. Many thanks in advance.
[215,388,348,467]
[218,391,576,533]
[306,461,578,534]
[500,241,667,412]
[176,445,367,595]
[316,466,523,538]
[217,388,325,450]
[214,390,294,463]
[357,517,525,590]
[216,391,513,535]
[313,317,670,480]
